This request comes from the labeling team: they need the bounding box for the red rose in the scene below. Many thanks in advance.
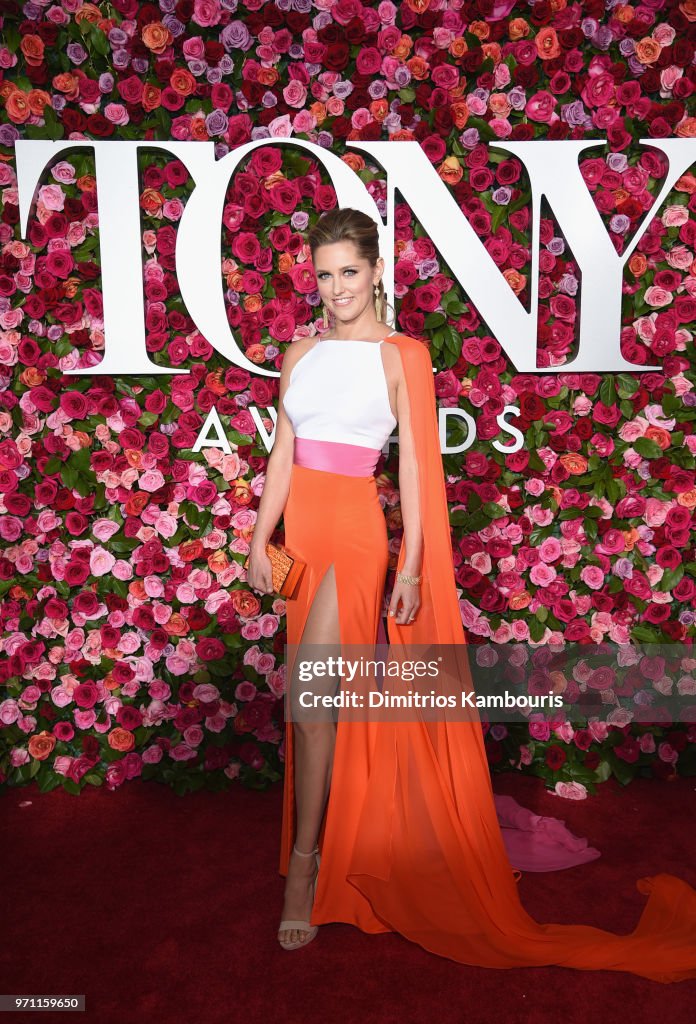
[74,682,99,709]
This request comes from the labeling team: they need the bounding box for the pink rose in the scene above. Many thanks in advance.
[580,565,605,589]
[553,781,588,800]
[193,0,221,28]
[644,286,672,307]
[525,91,557,124]
[38,184,65,211]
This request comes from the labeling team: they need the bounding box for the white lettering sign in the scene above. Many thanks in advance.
[14,138,696,377]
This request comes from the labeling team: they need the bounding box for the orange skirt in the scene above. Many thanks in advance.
[280,462,394,933]
[278,462,696,980]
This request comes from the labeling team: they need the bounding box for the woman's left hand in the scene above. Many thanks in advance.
[389,580,421,625]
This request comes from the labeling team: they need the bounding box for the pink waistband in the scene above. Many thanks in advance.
[293,437,380,477]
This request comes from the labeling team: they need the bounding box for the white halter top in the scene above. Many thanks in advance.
[283,335,398,451]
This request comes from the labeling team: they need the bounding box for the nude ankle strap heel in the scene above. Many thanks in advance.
[278,844,321,951]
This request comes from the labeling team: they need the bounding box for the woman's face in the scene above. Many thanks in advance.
[313,240,384,328]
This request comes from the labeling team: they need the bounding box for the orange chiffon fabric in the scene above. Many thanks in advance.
[279,333,696,982]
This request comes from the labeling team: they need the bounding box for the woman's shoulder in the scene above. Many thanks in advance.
[280,336,320,377]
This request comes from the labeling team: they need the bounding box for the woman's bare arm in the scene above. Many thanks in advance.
[384,345,423,623]
[246,343,308,592]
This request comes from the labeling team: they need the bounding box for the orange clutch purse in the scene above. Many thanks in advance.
[244,542,306,599]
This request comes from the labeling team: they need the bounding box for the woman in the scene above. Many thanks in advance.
[246,208,696,980]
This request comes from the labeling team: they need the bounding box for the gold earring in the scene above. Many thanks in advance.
[322,305,330,329]
[374,284,381,319]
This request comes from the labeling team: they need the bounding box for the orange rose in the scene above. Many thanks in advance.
[28,731,56,761]
[170,68,196,96]
[244,294,263,313]
[257,67,279,87]
[407,56,429,80]
[75,3,103,24]
[179,539,204,562]
[342,153,365,172]
[231,481,252,506]
[28,89,51,115]
[244,343,267,366]
[52,73,80,98]
[503,268,526,295]
[449,37,468,58]
[559,453,588,474]
[535,27,561,60]
[141,21,173,54]
[370,98,388,121]
[391,128,416,141]
[140,187,164,215]
[77,174,96,191]
[124,449,143,469]
[645,425,671,450]
[205,370,227,397]
[676,118,696,138]
[108,727,135,752]
[405,0,431,12]
[277,253,294,273]
[675,172,696,194]
[128,580,148,602]
[482,42,502,64]
[309,101,326,125]
[679,0,696,20]
[469,20,490,40]
[207,550,229,574]
[550,0,567,9]
[508,591,531,611]
[190,116,209,141]
[615,4,635,23]
[63,277,81,299]
[509,18,531,39]
[628,253,648,277]
[20,367,45,387]
[677,488,696,508]
[393,35,413,60]
[4,90,31,124]
[230,590,261,617]
[634,37,661,63]
[142,83,162,112]
[438,156,463,185]
[622,527,640,551]
[450,100,469,129]
[72,431,91,450]
[124,491,151,516]
[489,93,512,117]
[20,35,45,66]
[164,612,189,636]
[263,170,285,189]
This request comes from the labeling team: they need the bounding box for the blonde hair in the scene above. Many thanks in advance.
[308,207,393,325]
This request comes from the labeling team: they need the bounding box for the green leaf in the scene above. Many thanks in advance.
[631,624,663,642]
[482,502,507,520]
[424,312,447,329]
[599,375,616,407]
[656,565,684,592]
[633,436,663,459]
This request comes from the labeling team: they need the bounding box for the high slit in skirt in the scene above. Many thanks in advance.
[280,461,394,933]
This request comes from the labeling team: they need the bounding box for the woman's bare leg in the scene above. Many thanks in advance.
[279,563,340,945]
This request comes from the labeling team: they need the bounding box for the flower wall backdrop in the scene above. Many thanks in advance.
[1,0,695,797]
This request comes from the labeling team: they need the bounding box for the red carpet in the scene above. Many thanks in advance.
[2,772,695,1024]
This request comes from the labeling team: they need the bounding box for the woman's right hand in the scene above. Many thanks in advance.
[246,545,274,595]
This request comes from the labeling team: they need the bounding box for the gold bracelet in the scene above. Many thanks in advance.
[396,570,422,586]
